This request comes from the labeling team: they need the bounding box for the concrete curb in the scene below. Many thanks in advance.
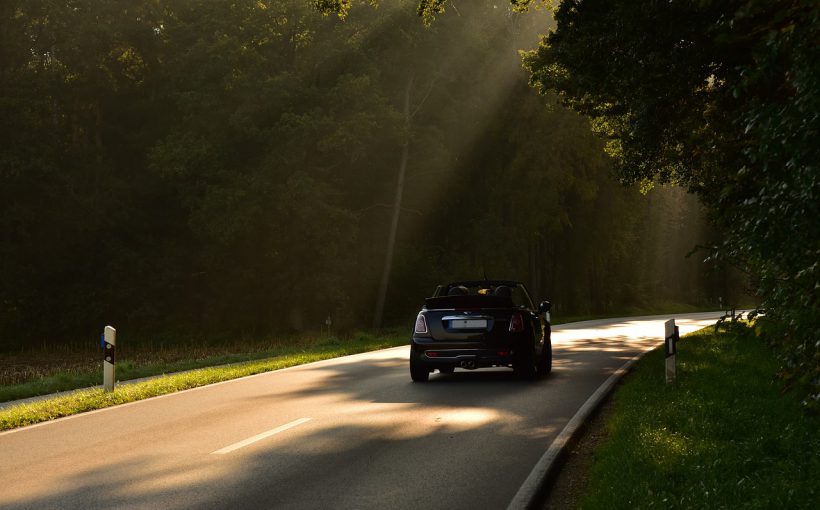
[506,348,650,510]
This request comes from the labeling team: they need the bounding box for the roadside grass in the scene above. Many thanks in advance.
[0,329,406,403]
[579,323,819,509]
[0,330,407,431]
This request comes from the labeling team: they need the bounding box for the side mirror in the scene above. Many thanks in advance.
[538,301,551,313]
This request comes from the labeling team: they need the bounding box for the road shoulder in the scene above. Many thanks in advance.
[541,396,614,509]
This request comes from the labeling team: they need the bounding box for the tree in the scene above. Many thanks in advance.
[524,0,819,410]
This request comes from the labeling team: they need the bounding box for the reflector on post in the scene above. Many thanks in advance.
[664,319,677,384]
[103,325,116,392]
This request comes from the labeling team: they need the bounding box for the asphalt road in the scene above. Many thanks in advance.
[0,312,722,510]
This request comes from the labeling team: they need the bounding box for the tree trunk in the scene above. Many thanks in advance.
[373,76,414,330]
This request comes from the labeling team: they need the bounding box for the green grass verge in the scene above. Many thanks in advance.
[0,330,406,403]
[0,331,406,431]
[579,324,819,509]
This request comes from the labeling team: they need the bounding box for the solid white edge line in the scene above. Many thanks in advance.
[505,348,651,510]
[211,418,312,455]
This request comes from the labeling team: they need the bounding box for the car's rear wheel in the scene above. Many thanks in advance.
[514,344,538,380]
[410,350,430,382]
[537,339,552,376]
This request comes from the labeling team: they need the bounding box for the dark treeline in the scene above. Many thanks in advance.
[0,1,735,351]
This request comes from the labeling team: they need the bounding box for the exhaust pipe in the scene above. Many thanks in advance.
[459,360,477,370]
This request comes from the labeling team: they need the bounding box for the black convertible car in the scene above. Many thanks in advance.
[410,280,552,382]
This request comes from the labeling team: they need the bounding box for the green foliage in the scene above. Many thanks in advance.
[416,0,447,25]
[313,0,354,19]
[581,325,819,508]
[721,5,820,410]
[525,0,819,409]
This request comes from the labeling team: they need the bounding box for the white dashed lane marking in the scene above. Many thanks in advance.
[211,417,312,455]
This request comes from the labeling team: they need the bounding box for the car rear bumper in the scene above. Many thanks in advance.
[411,337,518,368]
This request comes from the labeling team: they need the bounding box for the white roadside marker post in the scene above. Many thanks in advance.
[664,319,679,384]
[103,325,116,392]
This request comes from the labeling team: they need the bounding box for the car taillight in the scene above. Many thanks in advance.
[509,313,524,333]
[415,314,429,334]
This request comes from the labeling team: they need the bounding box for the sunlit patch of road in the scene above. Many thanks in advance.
[552,314,721,352]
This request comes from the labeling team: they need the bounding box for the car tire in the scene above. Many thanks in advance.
[410,350,430,382]
[537,339,552,376]
[514,344,538,381]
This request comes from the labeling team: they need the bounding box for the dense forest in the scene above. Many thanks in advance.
[0,0,739,351]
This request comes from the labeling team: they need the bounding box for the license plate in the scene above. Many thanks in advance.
[450,319,487,329]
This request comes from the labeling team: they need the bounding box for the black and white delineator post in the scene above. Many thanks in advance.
[103,325,116,392]
[664,319,679,384]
